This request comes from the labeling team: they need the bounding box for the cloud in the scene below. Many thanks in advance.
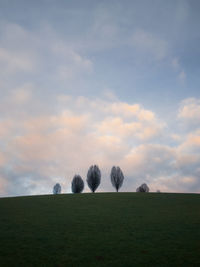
[95,101,164,141]
[178,98,200,123]
[51,42,93,80]
[178,70,186,84]
[0,15,199,197]
[171,57,186,85]
[0,47,35,74]
[178,129,200,154]
[0,91,200,196]
[105,102,156,121]
[122,142,200,193]
[96,117,162,141]
[0,23,39,77]
[171,57,180,71]
[0,22,93,90]
[131,29,168,61]
[0,92,166,196]
[9,84,32,104]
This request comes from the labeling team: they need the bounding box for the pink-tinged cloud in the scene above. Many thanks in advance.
[178,98,200,123]
[0,94,200,196]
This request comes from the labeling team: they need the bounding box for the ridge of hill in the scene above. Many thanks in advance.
[0,193,200,266]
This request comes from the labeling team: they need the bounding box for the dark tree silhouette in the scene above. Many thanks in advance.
[136,183,149,192]
[53,183,61,194]
[71,175,84,193]
[87,165,101,192]
[110,166,124,192]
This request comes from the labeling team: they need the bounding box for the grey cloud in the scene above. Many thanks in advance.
[0,167,49,197]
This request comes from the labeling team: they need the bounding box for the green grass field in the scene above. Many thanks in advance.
[0,193,200,266]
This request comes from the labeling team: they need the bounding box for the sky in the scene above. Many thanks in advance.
[0,0,200,196]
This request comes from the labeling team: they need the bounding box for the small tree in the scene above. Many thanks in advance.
[53,183,61,194]
[87,165,101,193]
[136,183,149,193]
[71,175,84,193]
[110,166,124,192]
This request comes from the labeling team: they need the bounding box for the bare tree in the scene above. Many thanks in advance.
[53,183,61,194]
[87,165,101,192]
[71,175,84,193]
[110,166,124,192]
[136,183,149,192]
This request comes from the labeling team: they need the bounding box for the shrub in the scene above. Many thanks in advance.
[136,183,149,192]
[53,183,61,194]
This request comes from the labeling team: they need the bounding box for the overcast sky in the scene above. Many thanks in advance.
[0,0,200,196]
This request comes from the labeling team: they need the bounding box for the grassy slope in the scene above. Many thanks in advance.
[0,193,200,267]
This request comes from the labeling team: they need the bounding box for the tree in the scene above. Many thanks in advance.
[71,175,84,193]
[110,166,124,192]
[53,183,61,194]
[136,183,149,192]
[87,165,101,192]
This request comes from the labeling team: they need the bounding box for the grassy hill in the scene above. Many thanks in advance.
[0,192,200,266]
